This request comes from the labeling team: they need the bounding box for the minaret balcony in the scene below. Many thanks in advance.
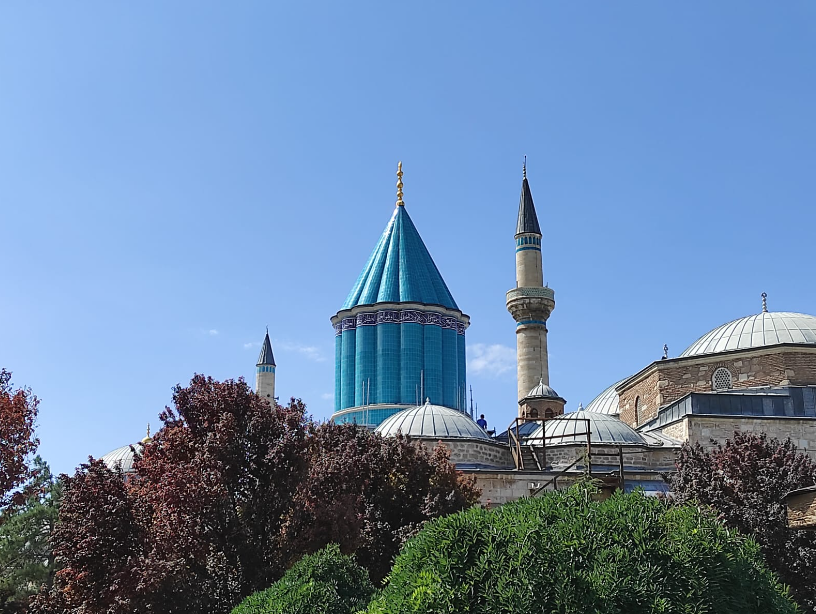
[506,287,555,324]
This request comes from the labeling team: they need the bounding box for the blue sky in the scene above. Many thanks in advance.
[2,2,815,475]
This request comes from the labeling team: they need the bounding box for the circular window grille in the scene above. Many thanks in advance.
[712,367,733,391]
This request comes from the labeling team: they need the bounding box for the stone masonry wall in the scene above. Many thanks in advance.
[682,415,816,460]
[619,347,816,428]
[435,439,514,468]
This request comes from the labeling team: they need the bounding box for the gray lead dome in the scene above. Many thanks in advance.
[375,401,489,440]
[680,312,816,357]
[530,411,647,446]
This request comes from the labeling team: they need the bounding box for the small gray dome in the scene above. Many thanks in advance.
[100,442,144,473]
[526,379,561,399]
[584,379,625,416]
[375,401,489,440]
[681,312,816,358]
[531,411,647,446]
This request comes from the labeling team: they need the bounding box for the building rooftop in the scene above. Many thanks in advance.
[375,400,489,440]
[680,312,816,358]
[341,205,459,311]
[584,379,625,415]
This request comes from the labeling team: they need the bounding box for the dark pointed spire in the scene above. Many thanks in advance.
[257,328,276,366]
[516,158,541,236]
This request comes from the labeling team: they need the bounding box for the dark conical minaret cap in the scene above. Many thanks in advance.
[516,156,541,236]
[257,328,276,367]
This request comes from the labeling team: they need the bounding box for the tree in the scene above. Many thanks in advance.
[230,544,375,614]
[32,376,481,614]
[368,486,798,614]
[0,370,39,508]
[672,431,816,612]
[282,422,481,584]
[0,458,62,613]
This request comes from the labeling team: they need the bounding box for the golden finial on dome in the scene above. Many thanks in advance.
[396,161,404,207]
[142,423,152,443]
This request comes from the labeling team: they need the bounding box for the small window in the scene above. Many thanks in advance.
[529,408,539,418]
[634,396,640,425]
[544,408,554,419]
[712,367,733,391]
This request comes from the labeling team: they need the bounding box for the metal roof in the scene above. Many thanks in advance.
[516,174,541,236]
[680,312,816,357]
[257,330,276,366]
[375,401,489,440]
[526,380,561,399]
[584,379,625,415]
[341,206,459,311]
[531,411,648,446]
[100,442,144,473]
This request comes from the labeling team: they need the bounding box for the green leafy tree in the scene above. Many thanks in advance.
[672,432,816,612]
[0,458,61,613]
[368,487,798,614]
[231,544,375,614]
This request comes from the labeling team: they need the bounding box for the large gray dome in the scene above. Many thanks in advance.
[100,442,144,473]
[680,312,816,358]
[584,379,625,416]
[375,401,489,440]
[530,411,647,446]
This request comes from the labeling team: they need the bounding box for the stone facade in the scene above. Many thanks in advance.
[520,395,565,420]
[436,438,514,467]
[618,345,816,427]
[656,415,816,459]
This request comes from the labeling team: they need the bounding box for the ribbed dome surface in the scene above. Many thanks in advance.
[100,442,144,473]
[680,312,816,357]
[584,380,625,415]
[375,401,488,440]
[526,380,561,399]
[531,411,647,446]
[342,207,459,310]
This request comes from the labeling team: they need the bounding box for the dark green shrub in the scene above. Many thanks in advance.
[231,544,375,614]
[367,487,798,614]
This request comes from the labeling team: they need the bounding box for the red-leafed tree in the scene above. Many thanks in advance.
[32,375,480,613]
[283,422,481,584]
[29,460,144,614]
[0,370,39,508]
[672,432,816,612]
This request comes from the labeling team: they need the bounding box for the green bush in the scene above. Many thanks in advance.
[231,544,375,614]
[367,487,798,614]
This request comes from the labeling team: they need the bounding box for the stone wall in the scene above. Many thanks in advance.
[618,346,816,428]
[656,415,816,460]
[434,439,514,468]
[543,444,676,471]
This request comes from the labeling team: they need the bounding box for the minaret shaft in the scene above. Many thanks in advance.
[507,169,554,411]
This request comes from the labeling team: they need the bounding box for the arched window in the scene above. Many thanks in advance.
[712,367,733,391]
[634,396,640,426]
[529,408,539,419]
[544,408,554,419]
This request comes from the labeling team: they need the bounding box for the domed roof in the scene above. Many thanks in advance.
[680,312,816,358]
[530,411,647,446]
[375,401,489,440]
[584,379,625,415]
[341,206,459,311]
[100,442,144,473]
[525,379,562,399]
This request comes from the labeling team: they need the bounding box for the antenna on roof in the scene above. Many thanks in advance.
[762,292,768,313]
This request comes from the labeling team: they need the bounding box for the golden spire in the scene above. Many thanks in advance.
[396,161,404,207]
[142,423,152,443]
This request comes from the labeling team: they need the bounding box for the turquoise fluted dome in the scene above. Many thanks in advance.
[342,206,459,310]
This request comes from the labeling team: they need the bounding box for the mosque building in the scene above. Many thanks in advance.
[101,161,816,507]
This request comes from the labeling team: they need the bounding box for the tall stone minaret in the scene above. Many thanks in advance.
[506,161,556,407]
[256,328,276,402]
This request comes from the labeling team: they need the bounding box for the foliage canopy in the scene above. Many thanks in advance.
[230,544,374,614]
[367,487,798,614]
[672,431,816,612]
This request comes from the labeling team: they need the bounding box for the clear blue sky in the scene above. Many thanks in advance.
[2,2,815,475]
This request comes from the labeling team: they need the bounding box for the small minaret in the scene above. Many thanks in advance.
[256,328,276,402]
[506,160,556,408]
